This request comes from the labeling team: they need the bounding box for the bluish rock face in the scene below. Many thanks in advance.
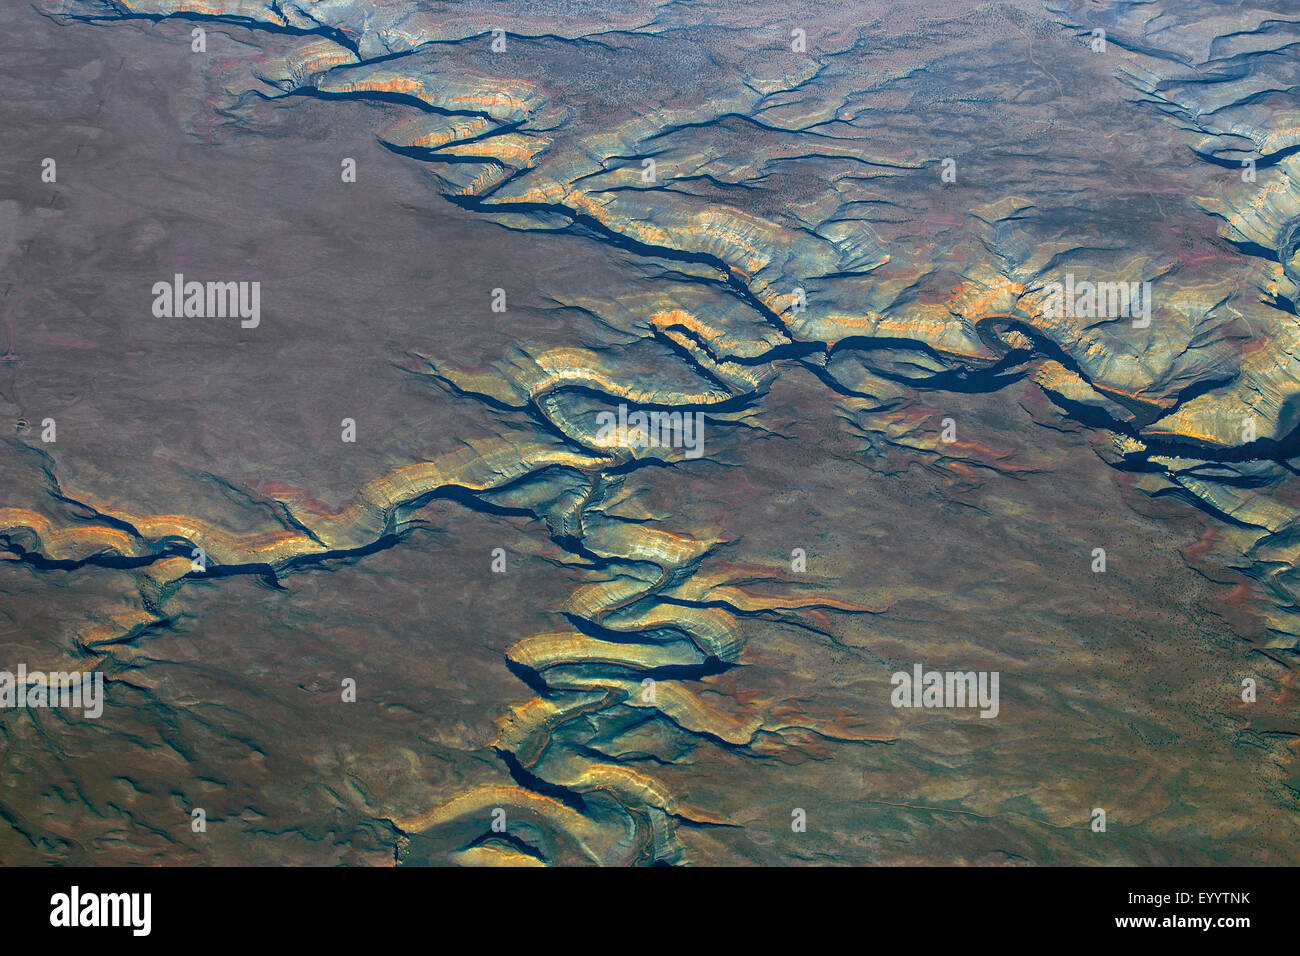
[0,0,1296,865]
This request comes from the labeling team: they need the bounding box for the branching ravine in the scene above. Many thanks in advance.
[13,0,1300,863]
